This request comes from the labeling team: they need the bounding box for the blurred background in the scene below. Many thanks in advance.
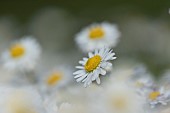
[0,0,170,77]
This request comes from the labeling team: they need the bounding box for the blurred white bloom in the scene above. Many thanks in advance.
[44,92,87,113]
[73,47,116,87]
[1,36,41,72]
[57,103,87,113]
[38,66,73,93]
[144,87,170,108]
[159,107,170,113]
[75,22,120,52]
[130,67,154,93]
[134,76,154,93]
[101,82,145,113]
[0,86,45,113]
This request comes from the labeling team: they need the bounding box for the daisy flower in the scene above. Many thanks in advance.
[145,87,170,108]
[126,65,155,94]
[73,47,116,87]
[101,82,145,113]
[1,36,41,72]
[38,66,73,93]
[0,86,45,113]
[160,108,170,113]
[131,73,154,93]
[56,103,87,113]
[75,22,121,52]
[45,101,87,113]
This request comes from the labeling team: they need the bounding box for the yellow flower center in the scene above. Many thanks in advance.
[85,55,101,72]
[10,44,25,58]
[112,97,127,109]
[8,94,36,113]
[13,107,36,113]
[149,91,160,100]
[89,27,105,39]
[47,72,63,86]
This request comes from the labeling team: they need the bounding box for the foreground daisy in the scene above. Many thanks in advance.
[73,47,116,87]
[75,22,121,52]
[1,36,41,71]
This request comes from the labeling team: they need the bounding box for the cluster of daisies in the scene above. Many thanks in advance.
[0,22,170,113]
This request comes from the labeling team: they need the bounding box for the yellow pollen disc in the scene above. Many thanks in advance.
[85,55,101,72]
[149,91,160,100]
[10,44,25,58]
[89,27,105,39]
[112,98,126,109]
[47,72,63,86]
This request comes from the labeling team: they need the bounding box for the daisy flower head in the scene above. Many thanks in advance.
[1,36,41,72]
[131,73,154,92]
[56,103,87,113]
[39,66,73,93]
[145,87,170,108]
[0,86,45,113]
[127,65,155,93]
[101,82,145,113]
[73,47,116,87]
[75,22,121,52]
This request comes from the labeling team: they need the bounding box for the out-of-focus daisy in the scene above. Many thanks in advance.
[75,22,120,52]
[144,87,170,108]
[38,67,72,93]
[127,65,154,94]
[57,103,87,113]
[101,82,145,113]
[73,47,116,87]
[159,107,170,113]
[1,36,41,72]
[44,92,87,113]
[0,86,45,113]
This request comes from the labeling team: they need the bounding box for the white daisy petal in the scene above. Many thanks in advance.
[92,71,99,81]
[110,56,117,60]
[79,60,86,65]
[76,74,88,82]
[99,47,105,56]
[74,72,86,78]
[75,66,84,69]
[104,53,115,61]
[83,57,88,61]
[96,77,100,84]
[88,52,93,58]
[73,70,85,75]
[100,68,106,75]
[101,62,112,68]
[94,49,98,55]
